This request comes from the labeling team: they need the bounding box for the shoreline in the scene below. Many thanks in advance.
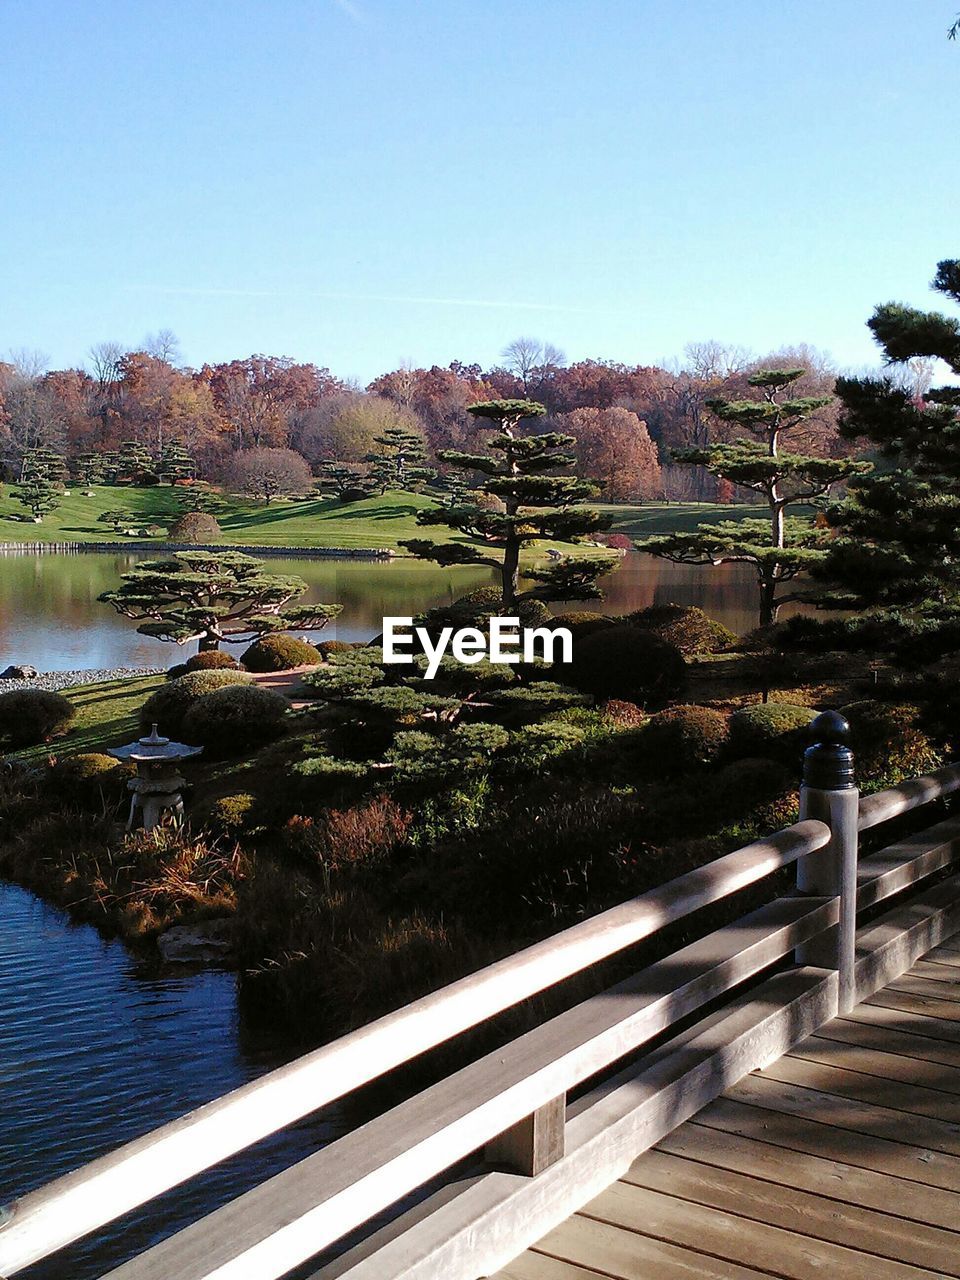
[0,541,396,558]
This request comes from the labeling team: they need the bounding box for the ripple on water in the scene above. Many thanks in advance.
[0,882,342,1279]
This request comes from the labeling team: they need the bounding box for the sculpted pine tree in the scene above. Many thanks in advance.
[17,447,66,522]
[820,258,960,615]
[401,399,614,607]
[366,426,435,493]
[157,442,196,484]
[641,370,869,626]
[99,550,341,651]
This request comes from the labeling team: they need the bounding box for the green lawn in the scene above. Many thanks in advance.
[11,676,164,762]
[0,485,794,552]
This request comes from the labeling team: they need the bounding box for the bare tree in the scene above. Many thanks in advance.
[87,341,125,397]
[501,337,567,393]
[142,329,181,364]
[6,348,49,379]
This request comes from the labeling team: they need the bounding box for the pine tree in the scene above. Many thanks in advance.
[176,483,226,516]
[316,462,374,502]
[157,442,196,484]
[106,440,155,485]
[641,370,868,626]
[819,258,960,615]
[16,447,66,522]
[99,550,341,651]
[72,453,108,492]
[366,426,435,493]
[401,398,614,607]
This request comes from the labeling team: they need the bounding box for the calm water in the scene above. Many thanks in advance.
[0,882,343,1279]
[0,550,796,671]
[0,547,801,1275]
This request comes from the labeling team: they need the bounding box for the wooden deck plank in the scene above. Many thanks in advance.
[578,1180,943,1280]
[908,958,960,984]
[886,973,960,1004]
[924,945,960,966]
[496,1253,616,1280]
[529,1213,774,1280]
[655,1118,960,1230]
[785,1035,960,1097]
[623,1147,960,1275]
[707,1086,960,1176]
[764,1052,960,1120]
[843,1000,960,1047]
[814,1014,960,1068]
[867,983,960,1022]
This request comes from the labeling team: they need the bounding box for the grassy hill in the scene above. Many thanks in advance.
[0,485,789,552]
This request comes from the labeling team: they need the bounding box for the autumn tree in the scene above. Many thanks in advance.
[642,370,869,627]
[225,447,313,502]
[99,551,341,651]
[558,406,662,500]
[402,398,614,607]
[200,356,343,450]
[293,394,424,466]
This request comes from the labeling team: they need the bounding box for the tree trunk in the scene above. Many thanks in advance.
[502,536,520,608]
[758,573,779,629]
[198,632,220,652]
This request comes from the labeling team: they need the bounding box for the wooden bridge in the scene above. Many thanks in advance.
[4,712,960,1280]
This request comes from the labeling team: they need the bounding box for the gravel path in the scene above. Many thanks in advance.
[0,667,163,693]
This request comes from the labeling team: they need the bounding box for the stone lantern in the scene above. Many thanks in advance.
[108,724,203,831]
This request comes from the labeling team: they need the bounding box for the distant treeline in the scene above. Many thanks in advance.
[0,335,860,502]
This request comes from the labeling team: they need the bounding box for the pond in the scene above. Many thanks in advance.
[0,550,799,671]
[0,881,342,1279]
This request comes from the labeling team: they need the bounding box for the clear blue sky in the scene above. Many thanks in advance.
[1,0,956,383]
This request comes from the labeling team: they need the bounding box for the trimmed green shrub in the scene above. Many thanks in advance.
[48,752,128,805]
[0,689,76,747]
[203,792,256,837]
[728,702,816,762]
[182,684,289,755]
[706,757,796,821]
[317,639,354,659]
[166,663,190,681]
[569,626,686,707]
[628,604,737,656]
[554,611,615,639]
[140,670,252,736]
[242,634,323,672]
[841,700,940,786]
[185,651,239,672]
[639,704,729,771]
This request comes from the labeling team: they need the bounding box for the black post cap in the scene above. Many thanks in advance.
[802,710,855,790]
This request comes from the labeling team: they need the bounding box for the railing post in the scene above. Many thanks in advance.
[796,711,859,1014]
[485,1095,566,1176]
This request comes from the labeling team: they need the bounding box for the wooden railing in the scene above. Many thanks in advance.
[3,716,960,1280]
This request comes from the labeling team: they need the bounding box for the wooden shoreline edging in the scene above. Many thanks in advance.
[2,720,960,1279]
[0,541,395,558]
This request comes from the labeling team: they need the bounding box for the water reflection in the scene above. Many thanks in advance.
[0,550,809,672]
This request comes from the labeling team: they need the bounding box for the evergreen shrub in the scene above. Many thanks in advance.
[182,685,289,754]
[140,670,252,736]
[728,702,816,762]
[0,690,75,746]
[569,625,686,706]
[628,604,737,656]
[242,634,323,672]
